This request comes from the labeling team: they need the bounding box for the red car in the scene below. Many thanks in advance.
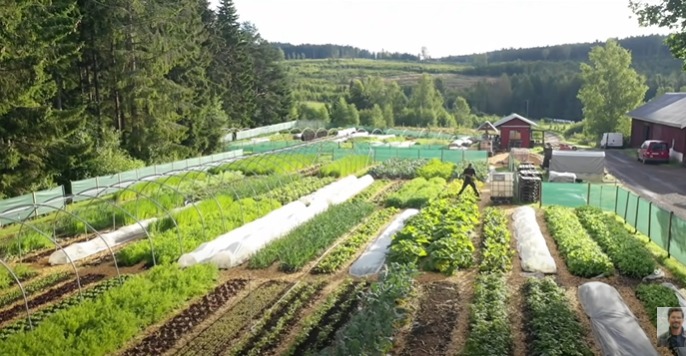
[637,140,670,164]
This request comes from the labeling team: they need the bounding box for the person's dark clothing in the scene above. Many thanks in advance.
[659,328,686,348]
[458,167,479,197]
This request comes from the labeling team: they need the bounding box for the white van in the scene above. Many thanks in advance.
[600,132,623,149]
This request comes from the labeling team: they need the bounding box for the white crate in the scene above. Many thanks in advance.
[490,172,514,198]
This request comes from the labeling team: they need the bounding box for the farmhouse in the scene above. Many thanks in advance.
[628,92,686,163]
[493,113,538,150]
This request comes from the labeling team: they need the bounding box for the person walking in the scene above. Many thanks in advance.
[457,163,480,197]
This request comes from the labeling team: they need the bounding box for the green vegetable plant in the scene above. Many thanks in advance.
[635,283,680,327]
[480,208,513,273]
[544,206,614,278]
[385,177,446,209]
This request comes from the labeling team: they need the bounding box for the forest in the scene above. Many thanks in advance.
[1,0,292,198]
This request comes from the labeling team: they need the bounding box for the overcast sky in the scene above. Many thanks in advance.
[210,0,671,57]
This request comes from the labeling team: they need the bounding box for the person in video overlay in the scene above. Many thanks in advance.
[457,163,480,197]
[659,307,686,355]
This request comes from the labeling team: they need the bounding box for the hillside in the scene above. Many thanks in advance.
[282,35,686,121]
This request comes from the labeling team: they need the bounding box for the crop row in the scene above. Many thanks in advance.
[1,173,297,259]
[543,206,614,278]
[635,283,681,327]
[385,176,446,209]
[249,200,376,272]
[389,180,479,275]
[285,279,367,355]
[0,271,72,309]
[0,274,113,339]
[350,179,391,202]
[462,273,512,356]
[368,158,429,180]
[175,280,292,356]
[119,176,335,266]
[0,264,217,355]
[479,207,513,273]
[523,277,593,356]
[320,155,371,177]
[417,158,456,180]
[209,153,318,176]
[228,281,327,356]
[575,206,656,278]
[0,263,37,290]
[312,207,400,274]
[122,278,249,356]
[320,263,417,355]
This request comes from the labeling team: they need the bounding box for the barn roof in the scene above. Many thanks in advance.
[627,93,686,129]
[493,113,537,128]
[476,121,499,133]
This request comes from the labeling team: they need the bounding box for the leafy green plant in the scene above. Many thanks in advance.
[576,206,655,278]
[544,206,614,278]
[480,208,513,273]
[462,273,512,356]
[367,158,428,179]
[417,158,455,180]
[322,263,417,355]
[636,283,680,327]
[524,277,594,356]
[0,264,217,354]
[385,177,446,209]
[319,155,371,177]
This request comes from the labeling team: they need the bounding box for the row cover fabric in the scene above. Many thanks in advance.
[225,120,297,142]
[548,171,577,183]
[512,207,557,273]
[48,204,194,264]
[178,175,375,269]
[349,209,420,277]
[578,281,658,356]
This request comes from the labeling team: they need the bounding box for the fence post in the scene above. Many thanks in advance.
[539,183,544,208]
[441,149,444,162]
[668,211,674,258]
[462,150,465,162]
[614,186,619,214]
[648,202,653,240]
[633,198,641,233]
[623,191,630,221]
[586,183,591,206]
[32,191,38,218]
[599,185,603,209]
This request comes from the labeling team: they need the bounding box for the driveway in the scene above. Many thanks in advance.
[604,149,686,219]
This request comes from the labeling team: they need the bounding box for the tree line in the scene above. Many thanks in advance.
[0,0,292,198]
[274,43,419,61]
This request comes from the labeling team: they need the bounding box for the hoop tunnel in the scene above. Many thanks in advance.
[66,192,158,266]
[0,258,33,330]
[74,180,195,261]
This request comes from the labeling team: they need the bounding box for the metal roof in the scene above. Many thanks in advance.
[493,113,538,127]
[627,93,686,129]
[476,121,499,133]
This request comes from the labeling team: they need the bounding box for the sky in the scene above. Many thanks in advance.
[210,0,672,57]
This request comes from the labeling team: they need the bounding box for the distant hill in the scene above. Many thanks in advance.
[279,35,686,121]
[272,42,419,61]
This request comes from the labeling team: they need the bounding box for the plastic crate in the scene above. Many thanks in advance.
[490,172,514,198]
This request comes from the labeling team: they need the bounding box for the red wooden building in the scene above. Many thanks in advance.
[627,93,686,164]
[493,113,538,150]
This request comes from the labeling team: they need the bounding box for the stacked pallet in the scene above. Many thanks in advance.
[516,164,542,203]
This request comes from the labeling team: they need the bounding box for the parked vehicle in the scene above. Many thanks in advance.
[600,132,623,148]
[637,140,670,164]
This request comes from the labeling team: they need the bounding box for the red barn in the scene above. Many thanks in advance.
[493,113,538,150]
[627,93,686,164]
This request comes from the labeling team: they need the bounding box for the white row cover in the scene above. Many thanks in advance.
[48,204,200,265]
[579,281,658,356]
[349,209,420,277]
[512,206,557,274]
[178,175,375,269]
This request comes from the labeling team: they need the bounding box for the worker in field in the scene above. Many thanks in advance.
[457,163,480,198]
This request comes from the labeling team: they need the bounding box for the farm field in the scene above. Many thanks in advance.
[0,133,683,356]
